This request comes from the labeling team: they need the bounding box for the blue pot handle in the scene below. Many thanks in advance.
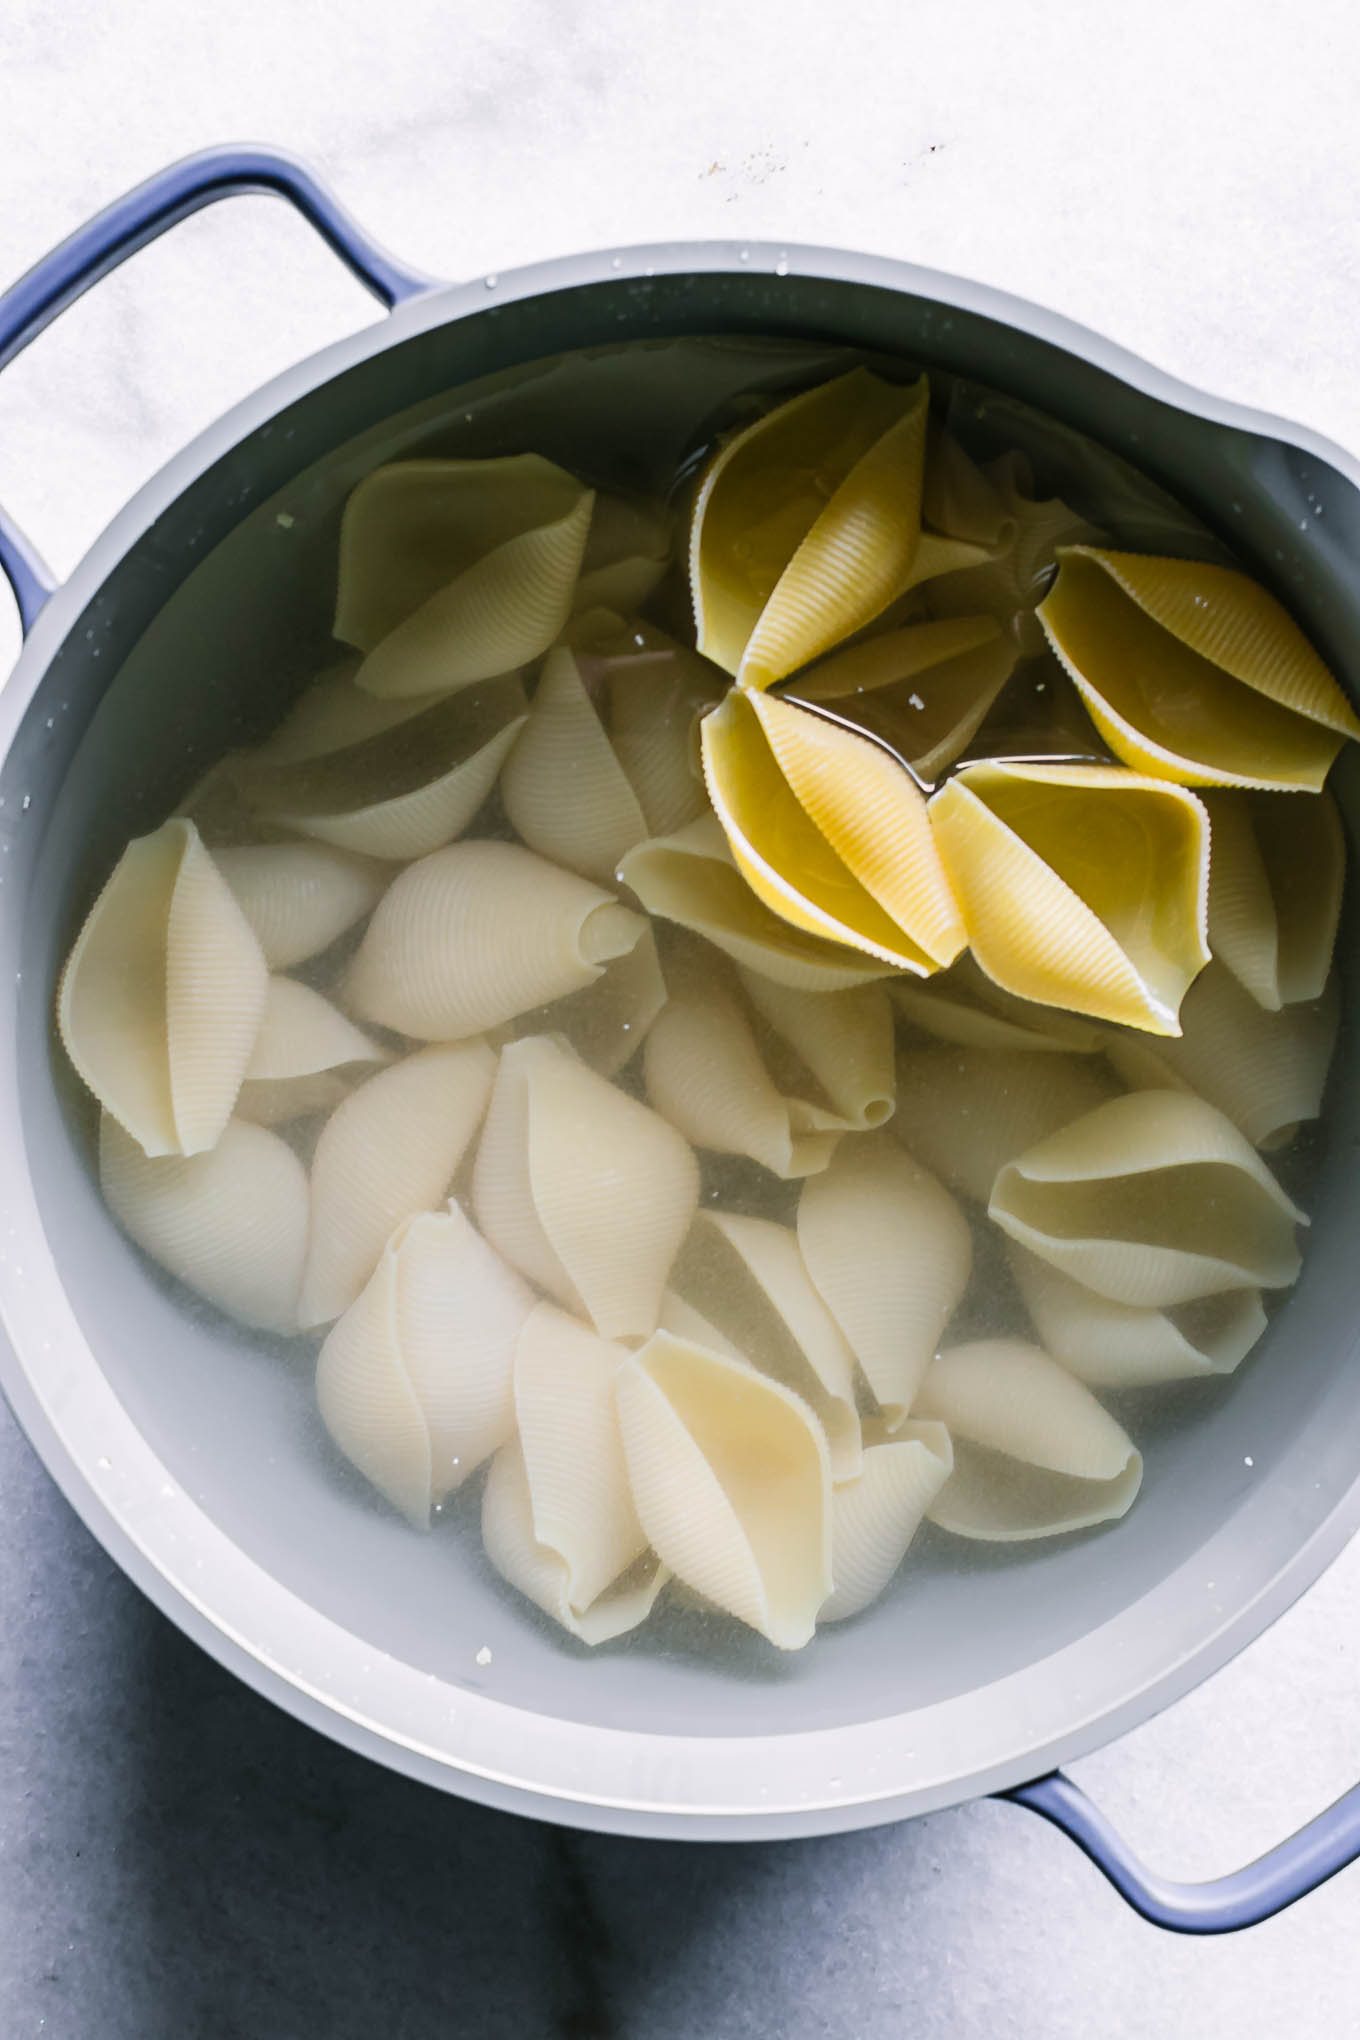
[998,1768,1360,1931]
[0,144,436,634]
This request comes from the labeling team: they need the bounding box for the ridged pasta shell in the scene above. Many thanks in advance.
[1009,1244,1267,1387]
[797,1135,972,1423]
[347,840,647,1040]
[929,760,1210,1033]
[691,370,989,690]
[916,1339,1142,1541]
[236,977,389,1127]
[667,1210,861,1479]
[893,1046,1117,1202]
[511,924,667,1078]
[821,1424,954,1621]
[1038,547,1360,789]
[100,1113,308,1333]
[482,1302,664,1644]
[1204,788,1344,1009]
[58,818,269,1157]
[472,1036,699,1341]
[616,1330,832,1649]
[236,674,528,860]
[298,1040,497,1328]
[334,455,595,696]
[702,688,966,973]
[250,660,422,765]
[213,841,389,968]
[989,1088,1306,1306]
[500,646,648,884]
[1105,960,1339,1150]
[789,615,1017,782]
[738,969,895,1128]
[892,953,1105,1055]
[617,815,895,991]
[316,1203,533,1526]
[573,493,674,616]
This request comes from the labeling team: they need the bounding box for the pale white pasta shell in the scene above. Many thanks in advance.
[1204,788,1344,1011]
[512,923,667,1078]
[472,1036,700,1340]
[602,629,718,837]
[483,1438,667,1646]
[237,977,389,1127]
[1009,1244,1267,1387]
[989,1089,1306,1306]
[298,1039,497,1328]
[59,818,268,1157]
[100,1113,308,1333]
[500,646,648,885]
[251,662,423,764]
[822,1425,953,1621]
[797,1135,972,1422]
[916,1339,1142,1541]
[346,840,647,1040]
[738,972,895,1130]
[213,841,389,967]
[616,1331,832,1650]
[893,1047,1117,1202]
[573,493,673,617]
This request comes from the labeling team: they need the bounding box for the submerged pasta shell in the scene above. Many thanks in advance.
[573,493,673,615]
[1204,788,1344,1009]
[917,1339,1142,1541]
[822,1424,954,1621]
[1009,1244,1267,1388]
[347,840,648,1039]
[892,953,1105,1055]
[797,1135,972,1423]
[335,455,594,696]
[236,977,389,1127]
[482,1303,665,1644]
[213,841,389,968]
[691,370,988,690]
[989,1088,1306,1306]
[618,815,894,990]
[702,687,966,973]
[250,661,423,765]
[100,1113,308,1333]
[511,924,667,1078]
[929,760,1210,1033]
[298,1040,497,1328]
[893,1046,1117,1203]
[472,1036,699,1341]
[789,615,1017,782]
[616,1331,832,1650]
[59,818,269,1157]
[667,1210,861,1478]
[317,1204,533,1526]
[1038,547,1360,790]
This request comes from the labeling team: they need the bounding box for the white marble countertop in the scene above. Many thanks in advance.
[2,3,1360,2032]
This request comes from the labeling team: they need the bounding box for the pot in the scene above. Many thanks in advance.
[2,147,1358,1932]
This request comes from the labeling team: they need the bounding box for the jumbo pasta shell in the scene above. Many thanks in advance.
[347,840,647,1039]
[736,970,895,1129]
[929,760,1210,1034]
[790,614,1017,782]
[892,953,1106,1055]
[821,1425,953,1621]
[989,1088,1306,1306]
[236,977,389,1127]
[893,1046,1117,1203]
[213,841,389,968]
[616,1331,832,1650]
[58,818,269,1157]
[921,439,1104,647]
[1009,1244,1267,1388]
[500,646,649,885]
[573,492,674,615]
[1038,547,1360,789]
[511,924,667,1079]
[1204,788,1344,1009]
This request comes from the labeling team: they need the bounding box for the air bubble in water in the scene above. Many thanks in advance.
[775,253,789,276]
[483,274,498,290]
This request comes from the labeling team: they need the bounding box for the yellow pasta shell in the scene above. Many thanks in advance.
[789,614,1017,782]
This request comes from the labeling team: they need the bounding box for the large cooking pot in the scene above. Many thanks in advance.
[3,147,1359,1933]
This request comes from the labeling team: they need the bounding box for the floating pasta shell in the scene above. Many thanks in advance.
[334,455,595,695]
[893,1047,1117,1202]
[482,1303,665,1644]
[616,1330,832,1650]
[236,977,389,1127]
[989,1088,1306,1306]
[213,841,389,968]
[100,1113,308,1333]
[298,1039,497,1328]
[1105,960,1339,1150]
[472,1036,699,1340]
[892,953,1105,1055]
[511,924,667,1078]
[921,439,1104,648]
[1203,788,1344,1008]
[797,1135,972,1423]
[618,815,895,991]
[916,1339,1142,1541]
[821,1424,954,1621]
[58,818,269,1157]
[691,370,989,690]
[1009,1244,1267,1388]
[702,687,966,973]
[316,1203,533,1526]
[347,840,648,1040]
[1038,547,1360,789]
[667,1210,860,1478]
[788,615,1017,782]
[573,493,674,615]
[235,674,528,860]
[929,760,1210,1033]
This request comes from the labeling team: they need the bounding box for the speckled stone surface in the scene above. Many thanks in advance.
[3,5,1360,2032]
